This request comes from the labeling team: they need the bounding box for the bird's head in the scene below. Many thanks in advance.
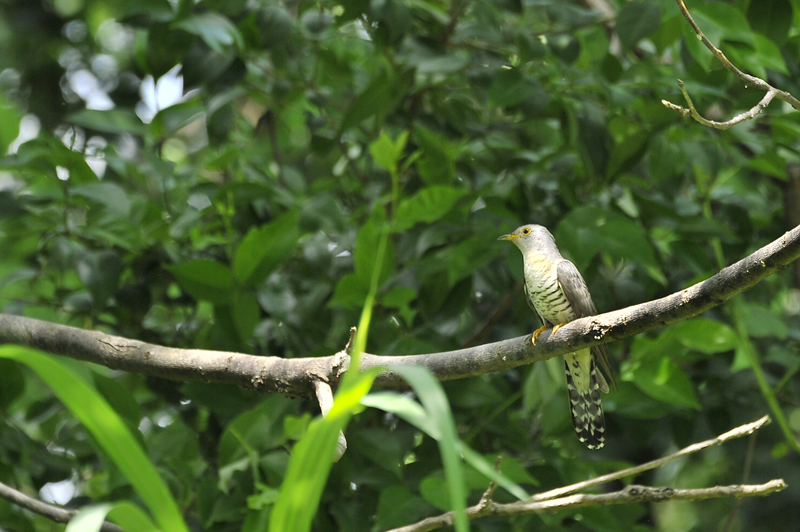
[497,224,556,252]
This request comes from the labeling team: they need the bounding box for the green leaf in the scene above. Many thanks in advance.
[68,502,160,532]
[173,13,244,53]
[375,486,431,530]
[168,259,233,304]
[1,136,98,184]
[339,72,393,133]
[739,303,788,339]
[488,68,539,108]
[392,186,467,232]
[456,443,531,499]
[72,182,132,218]
[414,126,456,184]
[269,371,376,532]
[233,210,300,288]
[150,98,206,140]
[616,0,661,49]
[361,392,438,437]
[328,273,369,309]
[67,109,146,135]
[77,250,123,307]
[231,289,261,343]
[0,97,21,154]
[752,33,788,74]
[629,355,700,409]
[682,3,753,71]
[0,359,24,409]
[747,0,792,47]
[92,372,143,430]
[381,286,418,326]
[363,389,530,507]
[218,396,294,467]
[0,347,188,532]
[664,318,738,353]
[369,130,409,175]
[556,206,665,283]
[372,366,468,532]
[354,214,395,286]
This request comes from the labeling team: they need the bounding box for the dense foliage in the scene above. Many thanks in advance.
[1,0,800,530]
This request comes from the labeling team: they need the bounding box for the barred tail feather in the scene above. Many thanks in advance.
[564,352,605,449]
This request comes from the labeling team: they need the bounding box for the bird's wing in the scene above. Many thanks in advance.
[556,260,616,390]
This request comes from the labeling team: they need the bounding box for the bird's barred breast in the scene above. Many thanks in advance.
[523,252,576,325]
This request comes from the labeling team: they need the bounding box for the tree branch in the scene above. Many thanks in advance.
[0,225,799,395]
[387,482,786,532]
[662,0,800,127]
[385,417,779,532]
[0,480,123,532]
[530,415,769,502]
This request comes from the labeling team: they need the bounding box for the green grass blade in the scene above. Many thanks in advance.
[67,502,160,532]
[388,365,468,532]
[0,346,188,532]
[362,392,530,501]
[268,371,376,532]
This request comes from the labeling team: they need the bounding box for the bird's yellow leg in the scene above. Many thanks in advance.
[531,324,551,345]
[532,323,569,345]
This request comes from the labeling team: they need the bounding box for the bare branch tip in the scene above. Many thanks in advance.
[345,326,357,355]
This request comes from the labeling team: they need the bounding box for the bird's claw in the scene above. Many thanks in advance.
[530,325,550,345]
[530,323,567,345]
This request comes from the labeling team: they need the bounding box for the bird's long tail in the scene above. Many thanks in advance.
[564,350,605,449]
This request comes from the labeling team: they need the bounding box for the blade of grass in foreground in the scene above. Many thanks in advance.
[0,346,188,532]
[269,220,390,532]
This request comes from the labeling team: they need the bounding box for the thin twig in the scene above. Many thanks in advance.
[531,415,770,502]
[662,0,800,128]
[385,417,774,532]
[723,431,757,532]
[386,481,785,532]
[477,456,503,508]
[0,481,123,532]
[662,82,776,130]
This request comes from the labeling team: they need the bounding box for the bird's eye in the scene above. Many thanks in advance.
[521,227,531,235]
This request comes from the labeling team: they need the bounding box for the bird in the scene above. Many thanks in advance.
[498,224,615,449]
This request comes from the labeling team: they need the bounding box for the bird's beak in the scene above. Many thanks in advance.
[498,234,517,241]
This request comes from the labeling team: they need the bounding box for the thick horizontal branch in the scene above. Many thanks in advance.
[0,480,123,532]
[387,481,786,532]
[0,225,799,395]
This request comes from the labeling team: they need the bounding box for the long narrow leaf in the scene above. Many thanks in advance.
[362,392,530,501]
[268,371,376,532]
[388,365,468,532]
[67,502,160,532]
[270,211,390,532]
[0,346,188,532]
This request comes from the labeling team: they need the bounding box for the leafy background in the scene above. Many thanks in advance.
[1,0,800,530]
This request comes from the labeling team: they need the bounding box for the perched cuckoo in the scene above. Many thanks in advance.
[499,224,615,449]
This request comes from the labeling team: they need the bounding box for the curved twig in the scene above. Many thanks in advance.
[387,482,786,532]
[385,417,777,532]
[662,0,800,127]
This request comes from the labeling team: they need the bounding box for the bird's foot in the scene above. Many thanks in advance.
[531,325,551,345]
[531,323,569,345]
